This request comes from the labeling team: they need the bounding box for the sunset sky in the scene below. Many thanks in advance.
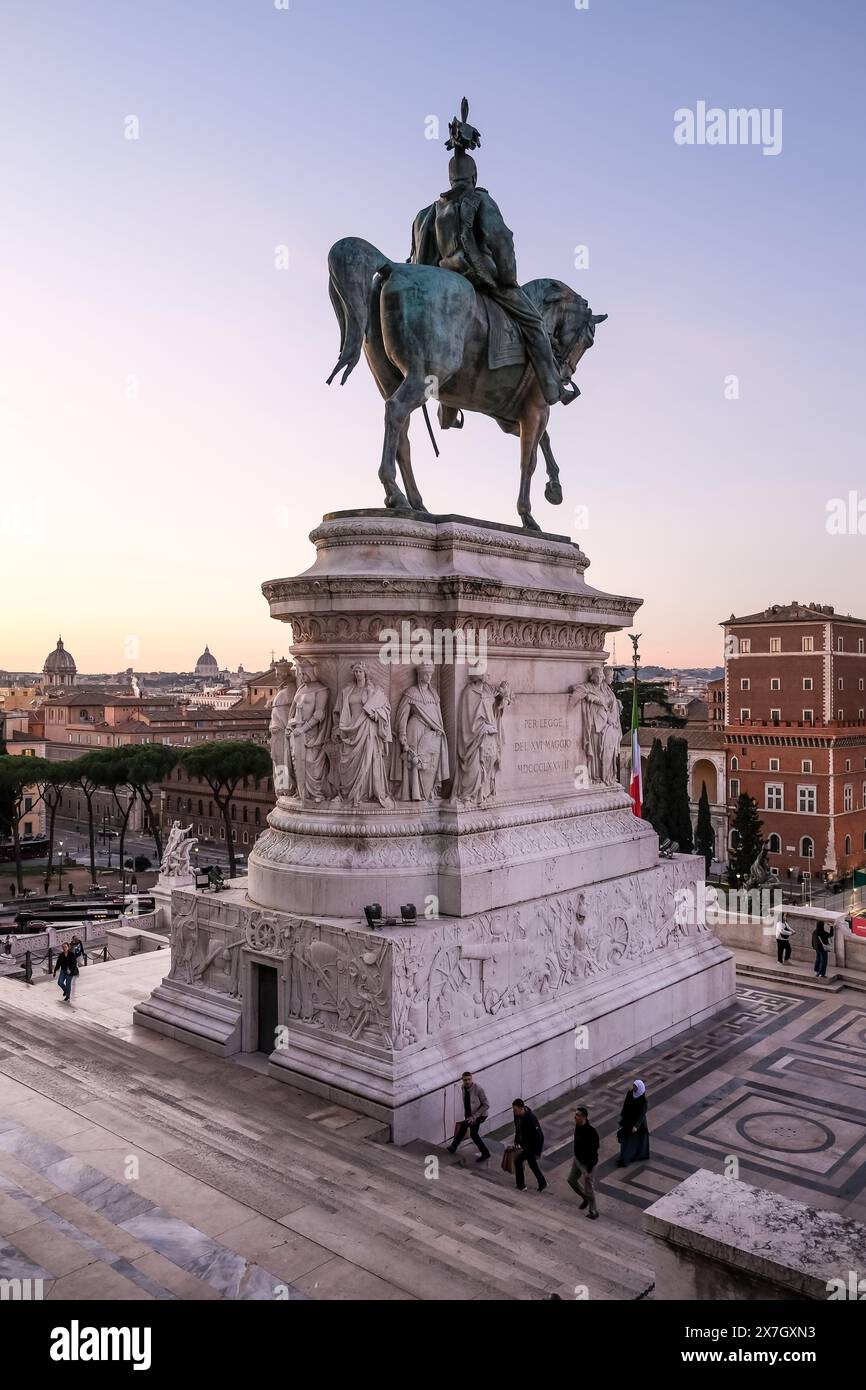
[2,0,864,675]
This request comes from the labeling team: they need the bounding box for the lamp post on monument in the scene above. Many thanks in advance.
[628,633,642,817]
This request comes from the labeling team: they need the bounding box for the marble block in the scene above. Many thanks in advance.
[135,514,736,1140]
[646,1169,866,1301]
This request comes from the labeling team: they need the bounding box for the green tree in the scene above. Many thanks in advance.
[181,741,271,878]
[0,755,51,892]
[729,793,764,884]
[695,781,715,875]
[641,738,670,841]
[34,762,70,892]
[664,736,694,854]
[96,751,139,882]
[67,752,106,886]
[124,745,179,865]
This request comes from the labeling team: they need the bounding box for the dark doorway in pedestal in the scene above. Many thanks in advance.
[255,963,278,1055]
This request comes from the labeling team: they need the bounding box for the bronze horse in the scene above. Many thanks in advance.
[326,236,606,531]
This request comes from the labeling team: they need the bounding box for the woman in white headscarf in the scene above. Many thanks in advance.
[617,1079,650,1166]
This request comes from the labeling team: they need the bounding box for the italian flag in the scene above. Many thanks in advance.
[629,682,642,817]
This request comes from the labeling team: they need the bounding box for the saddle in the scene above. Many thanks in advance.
[480,294,526,371]
[437,293,527,432]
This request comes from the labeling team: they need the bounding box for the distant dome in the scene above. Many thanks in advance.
[43,636,77,687]
[195,645,219,677]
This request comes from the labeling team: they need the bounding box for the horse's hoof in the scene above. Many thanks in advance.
[544,481,563,506]
[520,513,542,532]
[384,491,409,511]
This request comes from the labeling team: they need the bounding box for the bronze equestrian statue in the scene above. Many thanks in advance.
[327,99,606,532]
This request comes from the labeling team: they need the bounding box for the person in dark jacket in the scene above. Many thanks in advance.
[52,941,79,1003]
[617,1079,650,1166]
[813,921,833,978]
[567,1106,599,1218]
[447,1071,491,1161]
[511,1099,546,1193]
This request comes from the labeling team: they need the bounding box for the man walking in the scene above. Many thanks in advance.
[511,1099,546,1193]
[567,1106,599,1219]
[447,1071,491,1161]
[52,940,79,1004]
[813,920,833,978]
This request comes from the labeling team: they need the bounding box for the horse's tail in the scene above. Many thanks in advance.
[326,237,391,386]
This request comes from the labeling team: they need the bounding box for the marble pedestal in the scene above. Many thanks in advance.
[135,513,735,1140]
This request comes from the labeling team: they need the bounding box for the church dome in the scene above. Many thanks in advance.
[195,645,219,677]
[43,636,77,686]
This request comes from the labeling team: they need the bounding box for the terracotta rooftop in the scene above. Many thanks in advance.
[722,602,866,627]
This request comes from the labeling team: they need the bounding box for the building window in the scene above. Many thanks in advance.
[769,757,780,772]
[838,677,844,690]
[198,800,203,814]
[730,779,740,800]
[769,637,781,653]
[770,677,781,691]
[219,827,225,840]
[740,708,750,722]
[838,708,844,721]
[845,835,852,855]
[797,785,817,814]
[740,678,750,691]
[802,759,812,773]
[803,709,814,724]
[730,756,739,771]
[844,784,853,811]
[860,639,865,654]
[845,759,852,772]
[767,833,782,853]
[860,679,865,691]
[739,638,751,653]
[770,708,781,723]
[803,677,813,690]
[765,784,783,811]
[802,637,814,652]
[800,836,814,859]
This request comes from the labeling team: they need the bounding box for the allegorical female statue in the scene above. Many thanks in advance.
[453,667,511,804]
[332,662,394,808]
[569,665,622,785]
[268,663,296,795]
[390,664,449,801]
[282,659,331,803]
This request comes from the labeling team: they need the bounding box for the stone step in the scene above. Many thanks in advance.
[0,995,651,1299]
[736,962,844,992]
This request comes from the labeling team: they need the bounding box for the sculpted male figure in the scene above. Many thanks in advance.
[332,662,394,809]
[453,667,512,804]
[283,659,331,803]
[409,100,577,414]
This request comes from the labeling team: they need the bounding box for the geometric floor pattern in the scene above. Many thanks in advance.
[493,984,866,1225]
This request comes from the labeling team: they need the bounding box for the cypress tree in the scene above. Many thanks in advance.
[665,736,694,853]
[730,793,764,883]
[695,781,715,874]
[642,738,670,841]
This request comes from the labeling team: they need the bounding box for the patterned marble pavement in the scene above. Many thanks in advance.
[504,982,866,1225]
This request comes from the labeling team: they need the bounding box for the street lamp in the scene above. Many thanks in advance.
[58,841,64,892]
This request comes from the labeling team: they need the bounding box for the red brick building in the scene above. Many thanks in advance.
[707,677,725,732]
[722,602,866,881]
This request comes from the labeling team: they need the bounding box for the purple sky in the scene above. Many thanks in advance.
[2,0,864,674]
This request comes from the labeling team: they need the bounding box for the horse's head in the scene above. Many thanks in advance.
[530,280,607,374]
